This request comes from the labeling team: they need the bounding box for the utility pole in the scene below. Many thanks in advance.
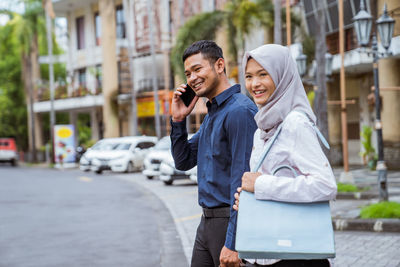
[44,0,55,163]
[338,0,353,183]
[147,0,161,139]
[286,0,291,46]
[314,0,329,156]
[123,0,138,136]
[274,0,282,44]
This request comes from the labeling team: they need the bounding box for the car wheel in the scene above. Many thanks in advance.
[126,162,134,173]
[146,176,154,180]
[163,180,173,185]
[95,169,102,174]
[11,159,17,166]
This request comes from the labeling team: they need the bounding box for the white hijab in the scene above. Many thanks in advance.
[243,44,316,141]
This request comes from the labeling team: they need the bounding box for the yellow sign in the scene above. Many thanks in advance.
[57,127,73,138]
[137,100,165,118]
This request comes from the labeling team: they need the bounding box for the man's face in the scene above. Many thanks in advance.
[184,53,219,99]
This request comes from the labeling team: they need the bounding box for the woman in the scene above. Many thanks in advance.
[233,44,337,267]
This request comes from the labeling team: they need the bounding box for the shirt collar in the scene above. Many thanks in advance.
[207,84,241,108]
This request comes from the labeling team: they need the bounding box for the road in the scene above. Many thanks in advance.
[1,166,400,267]
[0,165,186,267]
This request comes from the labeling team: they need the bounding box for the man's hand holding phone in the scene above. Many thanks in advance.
[171,84,199,122]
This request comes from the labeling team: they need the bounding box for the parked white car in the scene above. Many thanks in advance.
[142,136,170,179]
[79,138,119,171]
[142,135,197,185]
[159,153,197,185]
[91,136,157,174]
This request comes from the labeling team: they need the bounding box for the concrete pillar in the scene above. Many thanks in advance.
[378,57,400,169]
[69,111,78,147]
[90,109,100,141]
[99,0,119,138]
[34,113,43,148]
[327,76,343,166]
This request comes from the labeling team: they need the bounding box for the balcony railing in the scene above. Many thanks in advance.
[35,85,102,102]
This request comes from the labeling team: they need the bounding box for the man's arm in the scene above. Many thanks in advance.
[224,107,257,250]
[170,84,200,171]
[170,120,200,170]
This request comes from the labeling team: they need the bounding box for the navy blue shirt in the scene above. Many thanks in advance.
[170,84,257,250]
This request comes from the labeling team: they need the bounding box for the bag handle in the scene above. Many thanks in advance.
[272,165,298,177]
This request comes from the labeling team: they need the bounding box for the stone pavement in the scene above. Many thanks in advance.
[115,168,400,267]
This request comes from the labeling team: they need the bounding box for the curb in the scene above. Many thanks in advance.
[332,218,400,232]
[336,192,400,200]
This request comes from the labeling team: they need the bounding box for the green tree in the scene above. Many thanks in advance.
[171,0,302,83]
[0,20,28,150]
[0,1,46,160]
[1,0,65,155]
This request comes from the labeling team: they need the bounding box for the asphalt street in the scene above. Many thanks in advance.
[0,165,186,267]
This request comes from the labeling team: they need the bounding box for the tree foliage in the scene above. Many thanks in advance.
[0,0,66,151]
[171,11,225,80]
[0,19,28,150]
[171,0,304,80]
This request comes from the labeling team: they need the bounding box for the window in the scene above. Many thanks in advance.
[116,5,126,39]
[136,142,156,150]
[95,64,102,92]
[78,68,86,88]
[94,12,101,46]
[302,0,370,35]
[76,16,85,50]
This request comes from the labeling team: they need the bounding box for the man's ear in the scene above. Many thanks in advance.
[214,58,225,74]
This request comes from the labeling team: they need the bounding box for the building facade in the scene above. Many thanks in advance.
[300,0,400,168]
[34,0,226,147]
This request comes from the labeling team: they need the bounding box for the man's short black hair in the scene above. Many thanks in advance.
[182,40,224,65]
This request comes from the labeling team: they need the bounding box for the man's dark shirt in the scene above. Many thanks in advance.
[170,84,257,250]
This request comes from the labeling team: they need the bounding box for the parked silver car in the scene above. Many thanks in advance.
[142,135,197,185]
[79,138,119,172]
[91,136,157,174]
[142,136,170,179]
[159,153,197,185]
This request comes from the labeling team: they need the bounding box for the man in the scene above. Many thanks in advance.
[170,40,257,267]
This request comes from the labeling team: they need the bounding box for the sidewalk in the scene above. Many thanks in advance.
[331,166,400,232]
[115,171,400,267]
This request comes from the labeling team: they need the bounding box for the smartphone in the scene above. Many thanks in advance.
[179,84,196,107]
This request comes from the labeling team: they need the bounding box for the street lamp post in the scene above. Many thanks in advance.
[353,1,395,201]
[296,51,307,78]
[295,52,333,80]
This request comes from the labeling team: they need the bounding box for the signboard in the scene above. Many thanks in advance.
[137,100,165,117]
[54,125,75,164]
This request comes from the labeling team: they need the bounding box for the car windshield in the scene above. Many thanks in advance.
[114,143,131,150]
[154,137,171,150]
[91,141,118,150]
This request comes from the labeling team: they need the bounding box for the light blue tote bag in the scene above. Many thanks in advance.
[235,112,335,259]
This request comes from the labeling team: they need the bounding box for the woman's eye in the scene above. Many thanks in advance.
[245,75,252,79]
[260,73,268,77]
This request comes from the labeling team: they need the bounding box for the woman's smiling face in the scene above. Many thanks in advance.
[245,58,276,106]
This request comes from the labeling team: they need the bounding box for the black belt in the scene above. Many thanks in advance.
[202,207,230,218]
